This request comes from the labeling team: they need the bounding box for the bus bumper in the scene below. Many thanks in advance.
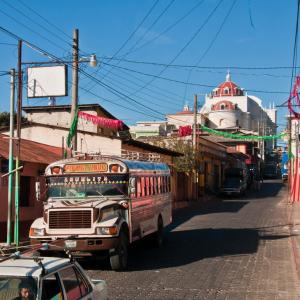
[30,237,119,254]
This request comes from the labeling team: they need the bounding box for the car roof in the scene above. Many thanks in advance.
[0,256,71,278]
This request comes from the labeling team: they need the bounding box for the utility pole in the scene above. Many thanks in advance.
[193,94,198,201]
[6,69,15,245]
[70,29,79,152]
[14,40,22,246]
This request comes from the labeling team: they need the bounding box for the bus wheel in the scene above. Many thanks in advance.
[153,216,164,248]
[109,230,128,271]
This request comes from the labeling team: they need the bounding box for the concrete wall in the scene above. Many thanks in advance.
[0,161,45,242]
[4,125,122,156]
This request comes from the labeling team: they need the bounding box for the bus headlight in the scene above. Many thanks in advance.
[29,228,45,236]
[96,226,118,235]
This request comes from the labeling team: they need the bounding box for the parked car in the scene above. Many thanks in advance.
[0,252,107,300]
[221,177,247,196]
[221,167,248,196]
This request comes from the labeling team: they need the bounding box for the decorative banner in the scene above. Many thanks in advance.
[178,125,192,137]
[288,76,300,118]
[66,108,78,148]
[291,158,300,203]
[78,111,123,130]
[200,125,287,141]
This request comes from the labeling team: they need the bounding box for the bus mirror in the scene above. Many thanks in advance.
[35,182,41,201]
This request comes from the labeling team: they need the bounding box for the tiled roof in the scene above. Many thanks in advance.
[0,134,62,164]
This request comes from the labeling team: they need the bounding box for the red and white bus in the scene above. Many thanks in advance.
[30,153,172,270]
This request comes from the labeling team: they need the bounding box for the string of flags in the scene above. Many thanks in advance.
[78,111,124,130]
[66,109,124,148]
[288,76,300,118]
[178,125,287,140]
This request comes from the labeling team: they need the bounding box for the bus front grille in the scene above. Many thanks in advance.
[49,210,92,229]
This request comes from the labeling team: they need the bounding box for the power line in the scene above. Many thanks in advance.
[2,0,72,48]
[83,0,160,90]
[101,61,290,94]
[183,0,237,102]
[93,0,176,89]
[17,0,73,41]
[98,65,181,110]
[0,26,169,120]
[126,0,224,96]
[100,56,300,71]
[120,0,176,56]
[0,7,68,53]
[278,0,300,107]
[127,0,205,54]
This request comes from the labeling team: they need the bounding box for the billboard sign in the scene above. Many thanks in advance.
[27,65,68,98]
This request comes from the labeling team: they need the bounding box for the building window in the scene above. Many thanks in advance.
[236,120,239,127]
[20,176,31,207]
[221,104,225,110]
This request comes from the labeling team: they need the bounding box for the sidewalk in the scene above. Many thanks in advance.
[290,200,300,281]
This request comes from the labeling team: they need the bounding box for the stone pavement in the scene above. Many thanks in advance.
[290,186,300,283]
[84,180,300,299]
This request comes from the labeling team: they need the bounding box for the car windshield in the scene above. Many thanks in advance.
[223,178,241,188]
[0,276,37,300]
[47,174,128,198]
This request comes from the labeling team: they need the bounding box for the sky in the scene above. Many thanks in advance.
[0,0,296,131]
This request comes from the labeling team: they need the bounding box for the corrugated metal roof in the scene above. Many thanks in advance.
[0,134,62,164]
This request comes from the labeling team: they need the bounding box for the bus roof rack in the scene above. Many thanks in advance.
[121,150,161,162]
[71,150,162,162]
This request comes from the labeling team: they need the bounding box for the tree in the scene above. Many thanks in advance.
[147,137,195,172]
[0,112,27,129]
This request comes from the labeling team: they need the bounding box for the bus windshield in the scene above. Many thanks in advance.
[46,174,128,198]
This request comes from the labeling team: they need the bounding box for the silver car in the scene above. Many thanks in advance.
[0,254,107,300]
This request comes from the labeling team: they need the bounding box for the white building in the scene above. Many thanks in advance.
[200,72,277,152]
[2,104,125,156]
[166,103,204,130]
[130,121,172,139]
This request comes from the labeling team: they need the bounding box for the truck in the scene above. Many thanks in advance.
[29,152,172,270]
[281,152,288,182]
[220,167,248,196]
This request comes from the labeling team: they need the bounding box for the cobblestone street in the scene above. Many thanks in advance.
[83,180,300,299]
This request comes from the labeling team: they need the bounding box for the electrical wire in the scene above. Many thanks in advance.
[99,67,181,110]
[99,56,300,71]
[183,0,237,102]
[116,0,224,99]
[83,0,161,89]
[278,0,300,107]
[2,0,72,48]
[121,0,176,56]
[17,0,73,41]
[0,7,68,53]
[127,0,205,55]
[101,61,290,94]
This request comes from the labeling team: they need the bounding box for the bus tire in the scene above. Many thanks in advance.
[153,216,164,248]
[109,229,128,271]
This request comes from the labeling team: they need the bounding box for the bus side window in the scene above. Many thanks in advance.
[150,177,154,195]
[137,177,142,197]
[145,177,150,196]
[158,177,161,194]
[141,177,145,197]
[162,176,165,193]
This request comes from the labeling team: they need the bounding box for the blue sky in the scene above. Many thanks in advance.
[0,0,296,129]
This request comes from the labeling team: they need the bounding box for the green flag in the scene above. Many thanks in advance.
[67,108,78,148]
